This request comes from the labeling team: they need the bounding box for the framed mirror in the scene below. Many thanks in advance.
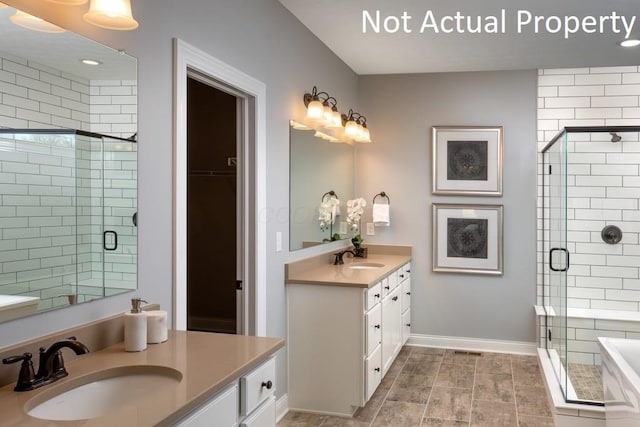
[289,123,355,251]
[0,6,138,322]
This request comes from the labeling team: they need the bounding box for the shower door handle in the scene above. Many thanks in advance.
[103,230,118,251]
[549,247,569,272]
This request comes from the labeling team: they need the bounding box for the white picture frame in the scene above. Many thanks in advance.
[433,203,504,275]
[432,126,503,196]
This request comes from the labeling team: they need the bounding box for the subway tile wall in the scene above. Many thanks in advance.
[0,53,137,310]
[537,65,640,312]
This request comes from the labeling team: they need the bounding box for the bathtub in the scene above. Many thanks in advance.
[599,337,640,426]
[535,306,640,427]
[0,295,39,322]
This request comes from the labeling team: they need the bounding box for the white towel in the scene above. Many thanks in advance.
[373,203,390,227]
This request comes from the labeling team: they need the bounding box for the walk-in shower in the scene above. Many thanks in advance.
[540,125,640,407]
[0,129,137,321]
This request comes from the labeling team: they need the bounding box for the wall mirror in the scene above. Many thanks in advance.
[289,123,355,251]
[0,6,138,322]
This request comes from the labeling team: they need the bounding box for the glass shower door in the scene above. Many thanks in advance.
[544,132,569,399]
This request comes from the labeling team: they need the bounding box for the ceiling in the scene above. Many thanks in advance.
[279,0,640,74]
[0,6,135,80]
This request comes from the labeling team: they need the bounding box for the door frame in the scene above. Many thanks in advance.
[173,38,267,335]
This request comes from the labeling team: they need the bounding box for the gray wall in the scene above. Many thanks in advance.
[357,71,538,343]
[0,0,358,399]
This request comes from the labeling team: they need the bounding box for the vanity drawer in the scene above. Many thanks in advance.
[366,282,382,311]
[381,277,391,297]
[365,344,382,402]
[387,270,399,292]
[366,303,382,355]
[401,277,411,313]
[399,262,411,282]
[176,383,238,426]
[240,357,276,417]
[240,395,275,427]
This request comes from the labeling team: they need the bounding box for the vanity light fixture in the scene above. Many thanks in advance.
[0,3,9,8]
[620,39,640,48]
[303,86,330,122]
[10,10,65,33]
[342,109,371,143]
[83,0,139,30]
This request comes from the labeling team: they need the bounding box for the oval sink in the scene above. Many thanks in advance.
[26,365,182,421]
[348,262,385,270]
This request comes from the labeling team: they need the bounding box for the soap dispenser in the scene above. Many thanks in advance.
[124,298,148,352]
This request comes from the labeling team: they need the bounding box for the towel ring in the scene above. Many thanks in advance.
[321,190,339,202]
[373,191,390,205]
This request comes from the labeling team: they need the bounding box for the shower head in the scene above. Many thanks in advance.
[610,132,622,143]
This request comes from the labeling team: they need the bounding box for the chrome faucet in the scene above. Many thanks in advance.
[333,249,356,265]
[2,337,89,391]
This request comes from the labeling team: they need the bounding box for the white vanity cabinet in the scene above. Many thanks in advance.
[287,260,411,416]
[176,357,276,427]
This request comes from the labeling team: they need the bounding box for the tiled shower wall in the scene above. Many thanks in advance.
[537,65,640,311]
[0,53,137,309]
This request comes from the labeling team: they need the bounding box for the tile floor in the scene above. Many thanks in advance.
[279,346,555,427]
[567,363,603,402]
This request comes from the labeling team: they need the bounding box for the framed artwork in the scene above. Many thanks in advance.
[432,203,503,275]
[432,126,503,196]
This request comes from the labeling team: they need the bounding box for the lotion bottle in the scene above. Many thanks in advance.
[124,298,148,352]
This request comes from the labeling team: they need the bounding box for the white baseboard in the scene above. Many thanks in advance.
[407,333,537,355]
[276,393,289,422]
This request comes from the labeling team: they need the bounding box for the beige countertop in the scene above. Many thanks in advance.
[0,330,284,426]
[285,252,412,288]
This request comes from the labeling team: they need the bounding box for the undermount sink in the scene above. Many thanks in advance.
[26,365,182,421]
[348,262,385,270]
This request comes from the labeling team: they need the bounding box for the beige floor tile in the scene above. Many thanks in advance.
[515,386,553,417]
[476,354,512,375]
[386,373,433,404]
[470,400,518,427]
[425,386,472,422]
[352,385,387,423]
[279,411,327,426]
[371,401,424,427]
[473,373,515,403]
[403,358,441,376]
[422,418,469,426]
[442,350,481,365]
[319,415,371,427]
[518,415,555,426]
[435,363,475,389]
[410,347,445,356]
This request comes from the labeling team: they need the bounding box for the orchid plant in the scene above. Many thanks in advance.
[347,197,366,248]
[319,196,340,232]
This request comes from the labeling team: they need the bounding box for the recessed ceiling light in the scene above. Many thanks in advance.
[620,39,640,48]
[81,59,102,66]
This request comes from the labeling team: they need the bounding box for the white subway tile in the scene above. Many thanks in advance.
[591,66,637,74]
[592,266,638,279]
[568,287,605,299]
[2,60,39,79]
[607,187,640,198]
[575,176,622,187]
[623,108,640,119]
[575,74,621,85]
[606,153,640,164]
[575,328,625,341]
[606,85,640,96]
[538,108,575,119]
[575,242,623,255]
[2,259,40,273]
[591,299,639,311]
[558,86,605,97]
[591,198,637,210]
[592,164,638,175]
[606,288,640,302]
[607,255,640,267]
[544,67,590,75]
[575,276,623,289]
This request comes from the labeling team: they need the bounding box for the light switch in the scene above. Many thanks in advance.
[367,223,375,235]
[276,231,282,252]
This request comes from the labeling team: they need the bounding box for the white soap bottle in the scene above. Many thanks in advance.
[124,298,148,352]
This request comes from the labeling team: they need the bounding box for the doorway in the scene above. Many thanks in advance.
[186,76,241,334]
[174,38,267,336]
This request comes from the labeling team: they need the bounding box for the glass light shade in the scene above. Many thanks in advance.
[0,3,9,8]
[10,10,65,33]
[323,105,334,123]
[306,99,324,121]
[45,0,88,4]
[344,120,360,138]
[83,0,139,30]
[356,127,371,143]
[325,110,342,128]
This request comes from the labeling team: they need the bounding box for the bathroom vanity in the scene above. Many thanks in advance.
[285,246,411,416]
[0,331,283,426]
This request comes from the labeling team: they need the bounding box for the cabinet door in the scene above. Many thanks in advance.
[366,282,382,312]
[240,357,276,416]
[240,396,275,427]
[365,344,382,402]
[381,286,402,374]
[366,303,382,356]
[176,383,238,427]
[402,308,411,346]
[401,277,411,313]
